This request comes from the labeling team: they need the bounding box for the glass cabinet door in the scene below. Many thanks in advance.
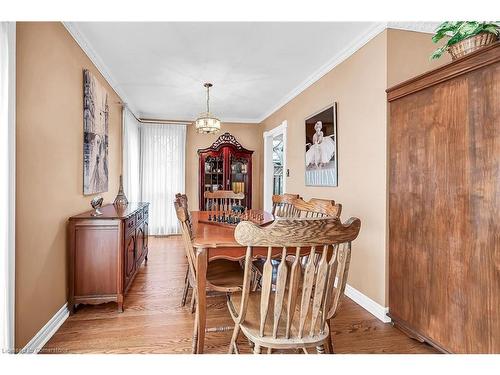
[204,155,224,194]
[230,156,249,205]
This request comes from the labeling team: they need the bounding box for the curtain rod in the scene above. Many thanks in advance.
[120,102,192,125]
[139,118,192,125]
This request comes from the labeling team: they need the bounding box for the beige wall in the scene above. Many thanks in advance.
[16,22,123,348]
[387,29,451,87]
[259,29,448,307]
[185,123,262,211]
[261,31,389,306]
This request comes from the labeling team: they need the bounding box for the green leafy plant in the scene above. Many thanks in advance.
[431,21,499,59]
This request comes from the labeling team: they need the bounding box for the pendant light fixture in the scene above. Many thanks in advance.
[194,83,221,134]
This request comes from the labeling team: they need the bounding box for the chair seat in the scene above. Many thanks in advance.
[228,291,329,349]
[206,259,245,292]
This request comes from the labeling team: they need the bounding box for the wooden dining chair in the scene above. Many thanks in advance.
[227,216,361,354]
[175,193,189,209]
[293,197,342,219]
[174,199,245,353]
[255,196,341,289]
[271,193,301,218]
[204,190,245,211]
[175,193,195,308]
[253,193,301,289]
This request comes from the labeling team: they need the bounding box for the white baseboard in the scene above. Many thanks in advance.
[20,303,70,354]
[344,283,391,323]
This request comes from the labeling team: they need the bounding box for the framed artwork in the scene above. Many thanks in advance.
[83,69,109,195]
[305,103,338,186]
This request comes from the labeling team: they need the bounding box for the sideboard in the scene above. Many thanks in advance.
[68,202,149,312]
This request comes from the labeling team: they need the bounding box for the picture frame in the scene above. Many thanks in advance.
[83,69,109,195]
[304,102,338,187]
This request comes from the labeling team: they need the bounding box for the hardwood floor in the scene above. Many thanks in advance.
[43,236,438,354]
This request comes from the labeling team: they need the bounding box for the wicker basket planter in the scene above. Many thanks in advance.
[448,32,498,60]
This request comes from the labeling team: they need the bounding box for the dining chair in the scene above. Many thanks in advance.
[174,199,245,352]
[271,193,301,218]
[204,190,245,211]
[176,192,258,310]
[175,193,195,309]
[175,192,188,206]
[255,196,341,289]
[227,216,361,354]
[253,193,300,289]
[293,197,342,219]
[253,193,304,290]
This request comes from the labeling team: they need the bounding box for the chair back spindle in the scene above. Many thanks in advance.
[204,190,245,211]
[271,194,300,218]
[292,197,342,219]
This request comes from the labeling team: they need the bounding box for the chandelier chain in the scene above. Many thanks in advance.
[206,84,210,113]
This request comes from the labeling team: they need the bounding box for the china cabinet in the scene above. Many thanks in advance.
[198,132,253,210]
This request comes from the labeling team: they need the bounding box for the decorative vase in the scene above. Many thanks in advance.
[113,175,129,208]
[448,32,498,60]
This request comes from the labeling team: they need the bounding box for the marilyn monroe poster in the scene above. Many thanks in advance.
[305,103,337,186]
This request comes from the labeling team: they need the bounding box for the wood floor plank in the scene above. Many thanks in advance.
[43,236,438,354]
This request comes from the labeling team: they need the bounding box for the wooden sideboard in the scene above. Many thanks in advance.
[68,202,149,312]
[387,43,499,353]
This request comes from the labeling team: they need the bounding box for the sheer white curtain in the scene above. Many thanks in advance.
[140,124,186,235]
[122,107,141,203]
[0,22,15,353]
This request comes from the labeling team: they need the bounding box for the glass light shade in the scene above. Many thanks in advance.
[195,112,221,134]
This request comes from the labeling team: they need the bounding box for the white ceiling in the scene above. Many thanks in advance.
[66,22,438,123]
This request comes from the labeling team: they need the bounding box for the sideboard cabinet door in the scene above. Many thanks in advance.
[124,230,136,291]
[136,222,145,265]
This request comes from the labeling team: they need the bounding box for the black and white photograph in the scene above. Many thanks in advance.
[305,103,338,186]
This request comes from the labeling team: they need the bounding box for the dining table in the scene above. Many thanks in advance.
[190,209,276,354]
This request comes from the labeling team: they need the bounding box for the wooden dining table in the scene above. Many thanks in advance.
[190,209,275,354]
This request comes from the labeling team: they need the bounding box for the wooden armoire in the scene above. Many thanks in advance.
[387,43,499,353]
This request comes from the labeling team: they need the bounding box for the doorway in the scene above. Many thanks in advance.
[272,134,284,195]
[263,121,287,212]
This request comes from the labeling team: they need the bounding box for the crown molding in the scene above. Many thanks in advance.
[62,22,139,117]
[257,22,442,123]
[64,22,439,125]
[387,21,440,34]
[138,112,261,124]
[257,22,388,123]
